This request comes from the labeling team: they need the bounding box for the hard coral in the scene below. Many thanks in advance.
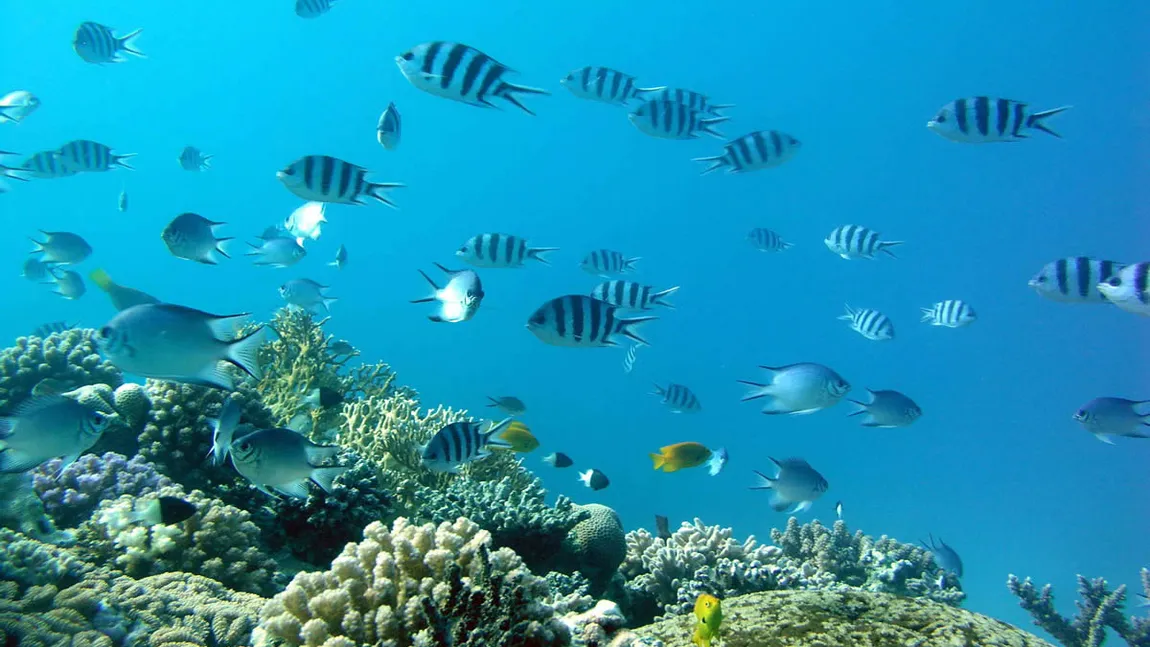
[0,328,121,413]
[32,451,172,528]
[1008,570,1150,647]
[555,504,626,598]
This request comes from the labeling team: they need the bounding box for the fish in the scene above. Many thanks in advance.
[420,418,513,472]
[456,233,557,268]
[838,305,895,341]
[56,140,136,173]
[94,303,264,390]
[560,66,664,105]
[22,257,54,281]
[246,237,307,268]
[824,225,903,260]
[19,151,78,179]
[848,389,922,428]
[650,442,712,473]
[578,468,609,491]
[936,572,947,590]
[1029,257,1125,304]
[303,387,344,410]
[655,88,733,116]
[277,155,404,207]
[329,244,348,270]
[581,250,640,277]
[117,188,128,212]
[622,343,639,373]
[591,281,678,310]
[283,202,326,246]
[486,396,526,416]
[1072,397,1150,444]
[207,397,242,466]
[295,0,338,18]
[692,593,723,647]
[411,263,484,323]
[178,146,212,171]
[89,268,161,311]
[0,91,40,123]
[738,363,851,415]
[31,322,72,338]
[654,514,671,540]
[693,130,802,175]
[72,22,145,64]
[651,383,702,413]
[628,100,728,140]
[47,269,86,300]
[377,102,401,150]
[706,447,728,476]
[395,42,549,115]
[835,501,843,520]
[497,421,539,453]
[229,427,348,498]
[162,213,233,265]
[750,457,829,513]
[279,278,337,313]
[30,231,91,264]
[747,227,794,252]
[0,395,112,473]
[927,97,1070,143]
[920,534,963,577]
[543,452,573,468]
[130,496,198,526]
[920,300,977,328]
[327,339,356,356]
[527,295,656,348]
[1097,262,1150,316]
[0,150,27,182]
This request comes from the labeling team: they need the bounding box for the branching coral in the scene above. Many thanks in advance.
[0,528,91,588]
[0,328,122,413]
[1007,571,1150,647]
[32,451,172,528]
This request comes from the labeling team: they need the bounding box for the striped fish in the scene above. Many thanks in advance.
[527,294,657,348]
[651,383,702,413]
[921,300,977,328]
[20,151,77,179]
[456,233,557,268]
[420,418,513,473]
[72,22,144,64]
[824,225,903,260]
[277,155,404,207]
[1029,257,1125,304]
[623,343,639,373]
[395,42,549,115]
[654,88,733,116]
[838,305,895,341]
[561,67,664,106]
[178,146,212,171]
[628,100,727,140]
[581,249,640,277]
[591,280,678,310]
[295,0,337,18]
[693,130,802,175]
[377,102,401,150]
[56,140,136,173]
[747,227,793,252]
[928,97,1071,143]
[1098,262,1150,316]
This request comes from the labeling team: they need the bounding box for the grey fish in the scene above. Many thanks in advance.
[246,236,306,268]
[928,97,1070,143]
[654,514,672,539]
[542,452,573,468]
[56,139,136,173]
[738,363,851,415]
[89,268,161,311]
[118,188,128,212]
[420,418,513,472]
[0,395,112,472]
[296,0,338,18]
[329,244,348,270]
[411,263,483,323]
[591,280,678,310]
[653,87,732,116]
[824,225,903,260]
[377,102,401,150]
[178,146,212,171]
[527,294,656,348]
[651,383,701,413]
[94,303,264,390]
[838,305,895,341]
[1097,262,1150,316]
[1073,397,1150,444]
[47,269,86,299]
[694,130,802,175]
[486,396,526,416]
[22,257,54,281]
[920,534,963,577]
[560,66,664,106]
[1029,257,1125,304]
[629,99,727,140]
[747,227,794,252]
[30,231,91,264]
[457,233,557,268]
[72,22,145,64]
[162,213,233,264]
[229,427,347,498]
[207,397,242,466]
[327,340,357,356]
[848,389,922,428]
[581,249,640,277]
[750,457,828,513]
[578,468,609,490]
[19,151,77,179]
[395,41,549,115]
[0,91,40,123]
[920,300,977,328]
[279,278,336,312]
[277,154,404,207]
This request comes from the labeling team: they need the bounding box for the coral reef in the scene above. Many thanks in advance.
[554,503,626,598]
[0,328,122,413]
[1007,570,1150,647]
[32,451,172,528]
[112,382,152,432]
[0,473,63,542]
[0,527,90,588]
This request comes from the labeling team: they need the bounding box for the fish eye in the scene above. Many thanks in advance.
[1074,409,1086,418]
[1034,275,1047,283]
[91,412,106,425]
[97,326,113,338]
[401,52,414,61]
[239,441,251,451]
[1106,277,1121,287]
[934,112,947,122]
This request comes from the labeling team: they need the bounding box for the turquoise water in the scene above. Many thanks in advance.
[2,0,1147,636]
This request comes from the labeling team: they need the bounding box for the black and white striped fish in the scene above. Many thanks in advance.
[295,0,337,18]
[628,100,727,140]
[377,102,401,150]
[928,97,1070,143]
[838,305,895,341]
[623,343,639,373]
[591,280,678,310]
[1029,257,1125,304]
[56,140,136,173]
[19,152,76,179]
[178,146,212,171]
[747,227,793,252]
[395,42,549,115]
[420,418,513,473]
[527,294,656,348]
[651,383,702,413]
[824,225,903,260]
[1098,262,1150,316]
[277,155,404,207]
[921,300,977,328]
[456,233,557,268]
[581,250,640,277]
[72,22,145,64]
[654,88,733,116]
[560,67,664,106]
[693,131,802,175]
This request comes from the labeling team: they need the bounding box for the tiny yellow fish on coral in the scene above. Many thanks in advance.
[693,593,722,647]
[650,441,712,473]
[496,420,539,453]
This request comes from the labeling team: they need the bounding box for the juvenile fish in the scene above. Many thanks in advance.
[0,91,40,123]
[560,66,664,106]
[1029,257,1124,304]
[207,398,242,466]
[420,418,513,472]
[89,268,161,311]
[396,42,549,115]
[750,457,828,513]
[928,97,1070,143]
[73,22,145,64]
[920,300,977,328]
[824,225,903,260]
[0,395,111,472]
[329,244,348,270]
[1073,397,1150,444]
[279,278,336,312]
[162,213,233,264]
[527,295,656,348]
[411,263,484,323]
[1097,262,1150,316]
[920,534,963,577]
[848,389,922,428]
[230,427,348,498]
[47,269,86,300]
[629,100,727,140]
[277,154,404,207]
[457,233,557,268]
[838,305,895,341]
[650,383,701,413]
[377,102,401,150]
[486,396,526,416]
[747,227,793,252]
[654,87,732,116]
[56,139,136,173]
[296,0,338,18]
[591,280,678,310]
[694,130,802,175]
[581,249,639,277]
[178,146,212,171]
[578,468,609,490]
[30,231,91,264]
[738,363,850,415]
[246,237,306,268]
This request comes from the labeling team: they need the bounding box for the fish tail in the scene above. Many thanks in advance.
[649,383,666,398]
[846,399,867,416]
[919,308,935,322]
[118,28,146,58]
[88,267,114,292]
[617,315,657,347]
[112,152,138,170]
[1026,105,1071,138]
[214,237,234,260]
[624,257,641,272]
[651,286,679,308]
[736,379,774,401]
[878,241,904,258]
[483,418,515,448]
[749,469,775,490]
[310,466,349,493]
[698,116,729,140]
[201,155,213,170]
[365,181,405,209]
[649,453,666,471]
[496,81,551,116]
[321,297,338,313]
[410,269,440,303]
[527,247,559,265]
[690,153,728,176]
[224,326,264,380]
[708,103,736,117]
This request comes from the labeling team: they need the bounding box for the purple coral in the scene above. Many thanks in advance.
[32,452,171,528]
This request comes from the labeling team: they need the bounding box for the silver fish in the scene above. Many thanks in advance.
[456,233,557,268]
[162,213,233,264]
[824,225,903,260]
[329,244,348,270]
[411,263,483,323]
[0,395,112,472]
[527,295,656,348]
[622,343,639,373]
[920,534,963,577]
[1073,397,1150,444]
[420,418,513,472]
[835,500,843,520]
[750,457,828,513]
[920,300,977,328]
[395,41,549,115]
[1097,262,1150,316]
[283,202,325,245]
[178,146,212,171]
[279,278,336,313]
[653,87,732,116]
[207,397,242,466]
[927,97,1069,144]
[117,188,128,212]
[738,363,851,415]
[229,427,347,498]
[277,155,404,207]
[1029,257,1124,304]
[72,22,145,64]
[694,131,801,175]
[47,269,86,300]
[0,91,41,123]
[486,396,526,416]
[847,389,922,428]
[650,383,701,413]
[377,102,401,150]
[246,237,306,268]
[30,230,91,264]
[838,305,895,341]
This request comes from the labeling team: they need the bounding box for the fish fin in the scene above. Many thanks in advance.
[0,418,10,440]
[117,28,146,58]
[321,297,338,313]
[410,269,441,303]
[310,466,349,493]
[88,268,114,292]
[273,480,312,498]
[690,153,728,176]
[432,262,463,275]
[920,308,935,322]
[482,418,515,448]
[879,242,904,258]
[194,362,236,391]
[708,103,736,116]
[112,153,137,170]
[790,501,814,514]
[527,247,558,265]
[365,181,404,209]
[1026,105,1071,138]
[1093,433,1116,445]
[495,81,550,116]
[651,286,679,308]
[749,470,775,490]
[768,494,791,512]
[485,397,500,407]
[698,116,729,140]
[617,315,657,346]
[223,326,264,380]
[736,380,774,402]
[56,453,80,476]
[0,449,43,473]
[302,441,341,465]
[649,383,666,397]
[846,400,867,416]
[649,452,665,471]
[215,237,234,260]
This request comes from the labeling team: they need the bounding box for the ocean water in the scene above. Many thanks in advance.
[2,0,1147,638]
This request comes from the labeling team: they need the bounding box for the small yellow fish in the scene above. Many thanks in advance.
[649,442,712,473]
[693,593,722,647]
[496,421,539,453]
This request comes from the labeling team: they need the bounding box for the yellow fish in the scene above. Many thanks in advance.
[693,593,722,647]
[650,442,712,473]
[496,421,539,453]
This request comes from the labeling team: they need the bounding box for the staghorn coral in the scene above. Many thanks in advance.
[1008,571,1150,647]
[32,451,172,528]
[0,328,122,413]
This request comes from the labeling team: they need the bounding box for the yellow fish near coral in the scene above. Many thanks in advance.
[693,593,722,647]
[650,442,712,473]
[495,420,539,453]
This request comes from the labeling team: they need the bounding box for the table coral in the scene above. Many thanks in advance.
[1007,570,1150,647]
[0,328,122,413]
[32,451,172,528]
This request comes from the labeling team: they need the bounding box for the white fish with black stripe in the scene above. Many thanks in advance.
[921,300,977,328]
[72,22,145,64]
[824,225,903,260]
[651,382,701,413]
[420,418,514,472]
[1097,262,1150,317]
[295,0,337,18]
[560,66,664,106]
[591,280,678,310]
[654,87,733,116]
[395,42,550,115]
[581,249,639,277]
[838,305,895,341]
[410,263,484,323]
[56,140,136,173]
[928,97,1070,143]
[377,102,401,150]
[18,151,77,179]
[1029,257,1125,304]
[178,146,212,172]
[229,427,348,498]
[694,130,802,175]
[456,233,557,268]
[629,100,727,140]
[277,154,404,207]
[527,294,656,348]
[747,227,793,252]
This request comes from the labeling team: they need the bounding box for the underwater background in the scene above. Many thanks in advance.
[1,0,1147,642]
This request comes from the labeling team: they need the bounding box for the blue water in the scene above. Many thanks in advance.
[2,0,1147,637]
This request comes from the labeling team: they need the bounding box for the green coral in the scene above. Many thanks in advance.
[0,328,122,413]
